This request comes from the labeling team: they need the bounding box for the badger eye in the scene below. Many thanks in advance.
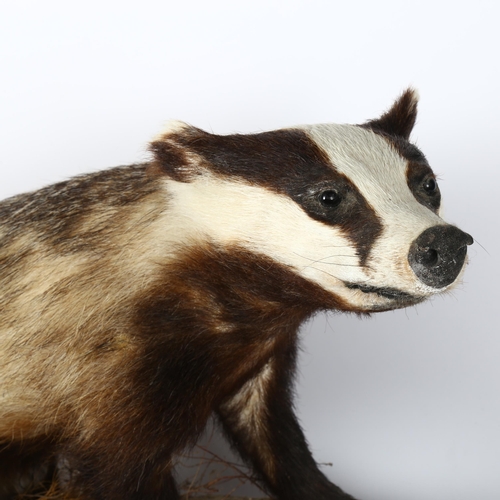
[422,176,438,194]
[320,190,342,208]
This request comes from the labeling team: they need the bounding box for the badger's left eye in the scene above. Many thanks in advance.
[407,164,441,213]
[422,176,438,194]
[320,190,342,208]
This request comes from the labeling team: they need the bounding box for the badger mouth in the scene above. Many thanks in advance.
[345,282,424,306]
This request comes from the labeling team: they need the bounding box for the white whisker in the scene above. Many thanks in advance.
[292,252,359,268]
[473,238,489,255]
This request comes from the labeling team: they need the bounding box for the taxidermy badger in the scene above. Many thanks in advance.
[0,89,472,500]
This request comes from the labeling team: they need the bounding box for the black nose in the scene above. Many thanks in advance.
[408,225,473,288]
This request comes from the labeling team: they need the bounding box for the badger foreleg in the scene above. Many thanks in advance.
[217,344,356,500]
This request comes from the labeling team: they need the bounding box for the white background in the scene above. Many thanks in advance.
[1,1,499,499]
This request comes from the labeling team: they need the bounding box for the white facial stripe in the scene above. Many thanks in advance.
[163,175,369,295]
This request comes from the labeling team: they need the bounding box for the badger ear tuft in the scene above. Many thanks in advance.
[148,121,208,181]
[363,88,419,140]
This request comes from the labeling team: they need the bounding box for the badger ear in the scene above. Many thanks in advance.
[148,121,209,181]
[363,88,419,140]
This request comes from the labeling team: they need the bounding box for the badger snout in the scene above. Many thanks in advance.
[408,225,473,289]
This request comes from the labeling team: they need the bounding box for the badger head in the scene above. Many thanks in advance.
[150,90,472,313]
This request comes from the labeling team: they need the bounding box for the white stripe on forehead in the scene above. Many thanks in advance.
[300,123,440,227]
[302,124,406,199]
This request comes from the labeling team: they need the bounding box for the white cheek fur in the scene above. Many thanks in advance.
[163,175,368,290]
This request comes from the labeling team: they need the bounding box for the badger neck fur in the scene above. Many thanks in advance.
[0,89,472,500]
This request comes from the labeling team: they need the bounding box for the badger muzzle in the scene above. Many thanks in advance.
[408,225,474,289]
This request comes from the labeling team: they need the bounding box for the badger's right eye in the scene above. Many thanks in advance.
[422,176,438,194]
[320,190,342,208]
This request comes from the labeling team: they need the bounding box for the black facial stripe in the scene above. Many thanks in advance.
[406,161,441,213]
[166,128,335,190]
[290,176,382,266]
[152,127,383,266]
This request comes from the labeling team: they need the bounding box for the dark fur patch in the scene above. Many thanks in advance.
[362,88,418,140]
[0,438,56,497]
[148,141,193,182]
[406,161,441,213]
[132,243,352,406]
[151,127,383,266]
